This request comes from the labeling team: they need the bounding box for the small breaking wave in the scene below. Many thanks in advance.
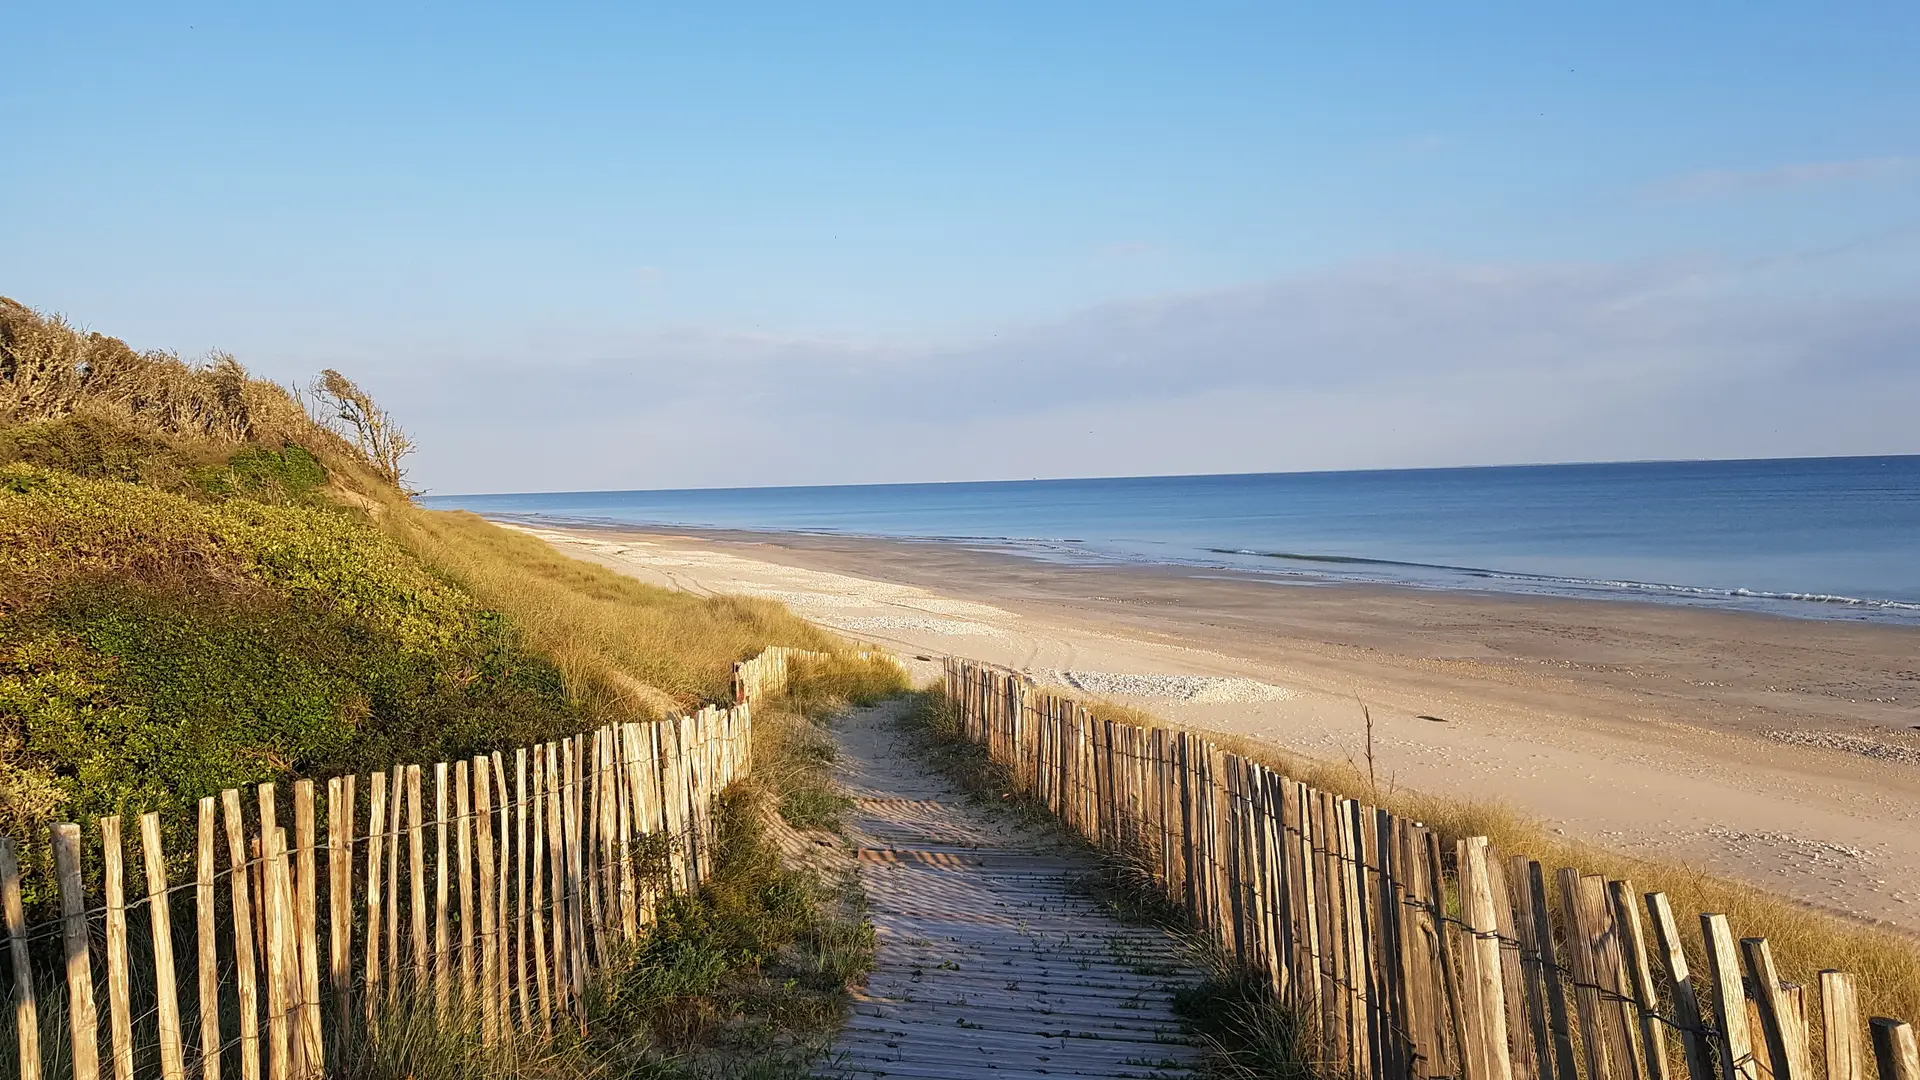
[1207,549,1920,615]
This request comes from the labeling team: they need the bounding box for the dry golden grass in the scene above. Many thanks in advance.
[381,505,853,718]
[1060,694,1920,1029]
[1,298,328,450]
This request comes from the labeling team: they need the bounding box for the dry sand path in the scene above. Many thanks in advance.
[817,699,1206,1080]
[509,524,1920,933]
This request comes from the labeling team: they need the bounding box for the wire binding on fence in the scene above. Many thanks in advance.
[938,655,1917,1080]
[0,651,805,1080]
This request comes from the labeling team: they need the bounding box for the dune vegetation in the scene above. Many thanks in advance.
[1,298,909,1077]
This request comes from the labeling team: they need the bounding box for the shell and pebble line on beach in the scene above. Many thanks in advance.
[1035,669,1297,705]
[1764,728,1920,767]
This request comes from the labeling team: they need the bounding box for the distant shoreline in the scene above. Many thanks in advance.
[460,505,1920,628]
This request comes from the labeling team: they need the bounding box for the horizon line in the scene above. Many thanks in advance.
[417,450,1920,501]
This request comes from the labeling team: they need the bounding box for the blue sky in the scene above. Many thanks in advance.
[5,3,1917,493]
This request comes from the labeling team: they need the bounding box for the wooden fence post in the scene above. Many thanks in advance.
[52,824,101,1080]
[1609,881,1667,1080]
[544,744,571,1013]
[1647,894,1714,1080]
[1822,972,1866,1080]
[140,814,187,1080]
[456,760,474,1010]
[326,777,355,1041]
[292,782,322,1075]
[434,762,450,1019]
[564,737,588,1011]
[408,767,427,989]
[532,745,555,1035]
[364,773,386,1021]
[492,752,512,1038]
[383,768,402,1002]
[516,747,533,1034]
[257,789,291,1080]
[220,791,261,1080]
[1702,913,1761,1080]
[0,838,41,1080]
[474,756,499,1046]
[1744,937,1809,1080]
[1871,1019,1918,1080]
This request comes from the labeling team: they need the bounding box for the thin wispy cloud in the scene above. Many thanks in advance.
[1658,156,1913,198]
[389,253,1920,494]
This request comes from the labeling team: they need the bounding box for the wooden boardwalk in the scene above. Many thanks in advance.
[818,704,1206,1080]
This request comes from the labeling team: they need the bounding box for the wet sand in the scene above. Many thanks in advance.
[512,522,1920,930]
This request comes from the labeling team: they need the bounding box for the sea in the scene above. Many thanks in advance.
[425,455,1920,627]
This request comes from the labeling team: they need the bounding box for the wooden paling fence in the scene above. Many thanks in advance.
[0,652,802,1080]
[942,657,1920,1080]
[732,647,828,705]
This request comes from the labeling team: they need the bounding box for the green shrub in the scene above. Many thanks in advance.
[194,443,328,502]
[0,463,583,898]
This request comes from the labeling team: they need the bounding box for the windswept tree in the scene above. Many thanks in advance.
[310,368,415,487]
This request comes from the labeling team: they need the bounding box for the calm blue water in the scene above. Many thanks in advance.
[427,456,1920,625]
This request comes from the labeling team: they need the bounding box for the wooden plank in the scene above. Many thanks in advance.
[141,813,188,1080]
[474,756,499,1045]
[1785,985,1809,1072]
[516,747,533,1033]
[584,732,604,954]
[1559,867,1618,1080]
[1396,820,1438,1079]
[1458,837,1512,1080]
[594,729,615,946]
[564,736,588,1006]
[408,766,427,988]
[491,751,511,1038]
[1337,800,1371,1080]
[1420,828,1464,1080]
[614,729,636,943]
[1871,1019,1918,1080]
[1484,851,1535,1080]
[0,838,41,1080]
[456,759,474,1009]
[193,797,220,1080]
[101,816,133,1080]
[1610,880,1669,1080]
[531,745,555,1035]
[545,743,571,1011]
[1585,876,1643,1080]
[1743,937,1808,1080]
[1821,972,1866,1080]
[1354,799,1390,1080]
[364,772,387,1018]
[326,777,354,1041]
[1284,779,1320,1021]
[260,819,290,1080]
[1647,894,1715,1080]
[53,823,102,1080]
[220,790,261,1080]
[1507,856,1558,1080]
[292,782,322,1075]
[434,762,450,1018]
[383,768,402,999]
[1312,790,1348,1067]
[1701,913,1761,1080]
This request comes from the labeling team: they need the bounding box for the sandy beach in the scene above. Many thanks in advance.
[511,522,1920,931]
